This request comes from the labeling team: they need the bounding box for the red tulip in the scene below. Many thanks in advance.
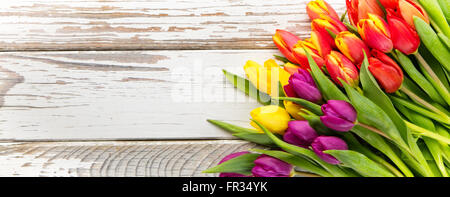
[398,0,429,29]
[273,29,301,65]
[346,0,385,26]
[307,0,340,20]
[325,51,360,87]
[386,9,420,54]
[357,14,393,53]
[335,31,370,65]
[292,40,326,70]
[369,49,404,93]
[310,30,332,58]
[378,0,399,9]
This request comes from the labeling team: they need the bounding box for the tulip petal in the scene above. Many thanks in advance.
[252,155,293,177]
[311,136,348,164]
[320,115,355,131]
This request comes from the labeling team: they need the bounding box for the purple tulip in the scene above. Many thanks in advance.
[251,155,293,177]
[311,136,348,165]
[218,151,251,177]
[283,120,319,148]
[320,100,357,132]
[287,69,322,103]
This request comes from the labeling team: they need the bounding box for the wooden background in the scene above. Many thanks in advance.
[0,0,345,176]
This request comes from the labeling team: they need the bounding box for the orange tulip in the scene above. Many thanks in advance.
[307,0,340,20]
[335,31,370,65]
[325,51,359,87]
[283,62,301,75]
[357,14,393,53]
[292,40,326,70]
[346,0,385,26]
[310,30,332,58]
[273,29,301,65]
[369,49,404,93]
[311,15,347,48]
[398,0,429,29]
[386,9,420,54]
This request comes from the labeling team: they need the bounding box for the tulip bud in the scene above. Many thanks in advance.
[311,136,348,164]
[283,62,302,75]
[311,30,332,58]
[357,13,393,53]
[273,29,302,65]
[283,120,319,148]
[386,9,420,54]
[218,151,251,177]
[244,59,291,97]
[311,15,347,48]
[325,51,360,87]
[369,49,404,93]
[287,69,323,103]
[252,155,294,177]
[250,105,291,135]
[292,40,326,70]
[335,31,370,65]
[346,0,385,26]
[307,0,340,21]
[379,0,399,9]
[398,0,429,29]
[284,101,305,120]
[320,100,357,132]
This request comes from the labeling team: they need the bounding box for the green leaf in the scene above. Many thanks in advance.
[390,96,450,125]
[417,0,450,38]
[251,119,350,177]
[324,150,395,177]
[250,149,331,177]
[437,0,450,22]
[304,49,349,102]
[275,97,323,115]
[351,125,414,177]
[232,132,278,147]
[360,53,409,143]
[438,33,450,49]
[273,55,291,64]
[341,81,409,150]
[202,153,260,175]
[414,17,450,73]
[223,69,272,105]
[418,45,450,91]
[396,50,446,106]
[207,119,258,134]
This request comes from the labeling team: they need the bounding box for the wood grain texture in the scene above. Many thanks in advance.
[0,140,259,177]
[0,50,282,141]
[0,0,345,51]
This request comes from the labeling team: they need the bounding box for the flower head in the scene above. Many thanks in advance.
[357,13,393,53]
[283,120,319,148]
[369,49,404,93]
[250,105,291,135]
[325,51,360,87]
[252,155,294,177]
[311,136,348,164]
[286,69,323,103]
[320,100,357,132]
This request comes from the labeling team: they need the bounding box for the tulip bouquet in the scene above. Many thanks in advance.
[204,0,450,177]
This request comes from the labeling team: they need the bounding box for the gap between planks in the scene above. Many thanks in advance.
[0,139,261,177]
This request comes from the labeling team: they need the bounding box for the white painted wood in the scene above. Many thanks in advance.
[0,140,259,177]
[0,50,282,141]
[0,0,345,50]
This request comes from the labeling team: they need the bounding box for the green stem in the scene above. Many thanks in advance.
[340,10,348,22]
[414,52,450,106]
[400,86,449,118]
[293,170,321,177]
[357,122,392,140]
[406,121,450,145]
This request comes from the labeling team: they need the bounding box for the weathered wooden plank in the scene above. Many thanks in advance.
[0,50,281,141]
[0,0,345,51]
[0,140,259,177]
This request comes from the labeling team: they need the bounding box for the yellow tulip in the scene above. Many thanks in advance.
[244,59,290,97]
[284,101,305,120]
[250,105,291,135]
